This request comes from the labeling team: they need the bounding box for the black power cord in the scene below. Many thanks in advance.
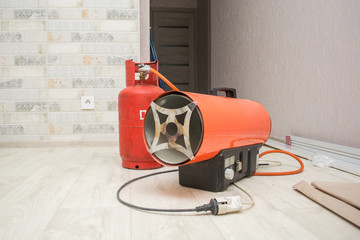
[116,169,219,215]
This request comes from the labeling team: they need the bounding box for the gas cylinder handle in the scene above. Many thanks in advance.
[148,101,196,160]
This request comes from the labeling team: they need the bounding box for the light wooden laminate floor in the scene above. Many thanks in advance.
[0,144,359,240]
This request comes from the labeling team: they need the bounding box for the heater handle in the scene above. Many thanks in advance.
[209,88,237,98]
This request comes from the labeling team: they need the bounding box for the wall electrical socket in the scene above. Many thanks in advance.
[81,96,95,110]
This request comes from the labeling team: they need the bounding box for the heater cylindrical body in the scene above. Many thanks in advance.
[144,91,271,166]
[118,60,164,169]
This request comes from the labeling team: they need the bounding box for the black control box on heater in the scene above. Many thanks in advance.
[178,144,262,192]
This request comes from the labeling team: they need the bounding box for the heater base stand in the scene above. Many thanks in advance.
[179,144,262,192]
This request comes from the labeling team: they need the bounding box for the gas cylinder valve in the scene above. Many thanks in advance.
[138,65,151,81]
[137,64,149,81]
[138,64,151,73]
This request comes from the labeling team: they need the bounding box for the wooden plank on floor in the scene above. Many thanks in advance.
[0,147,93,240]
[39,208,131,240]
[127,168,226,240]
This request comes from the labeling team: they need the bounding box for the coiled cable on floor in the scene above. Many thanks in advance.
[253,150,304,176]
[117,169,255,215]
[116,169,197,213]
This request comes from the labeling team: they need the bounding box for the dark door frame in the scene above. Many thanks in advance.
[196,0,211,94]
[149,0,211,94]
[151,7,196,92]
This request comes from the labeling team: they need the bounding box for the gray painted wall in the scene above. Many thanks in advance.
[211,0,360,148]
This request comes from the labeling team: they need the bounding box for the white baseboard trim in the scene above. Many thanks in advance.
[265,137,360,176]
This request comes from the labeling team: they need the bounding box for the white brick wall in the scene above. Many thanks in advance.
[0,0,139,143]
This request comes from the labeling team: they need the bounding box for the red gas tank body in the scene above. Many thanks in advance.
[118,59,164,169]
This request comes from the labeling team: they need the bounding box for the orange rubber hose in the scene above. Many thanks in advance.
[149,68,180,91]
[253,150,304,176]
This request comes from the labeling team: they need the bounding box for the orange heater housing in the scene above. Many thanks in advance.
[144,91,271,192]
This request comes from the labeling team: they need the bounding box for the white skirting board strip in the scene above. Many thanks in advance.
[265,137,360,176]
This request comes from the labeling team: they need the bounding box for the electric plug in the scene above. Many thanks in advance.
[214,196,242,215]
[196,196,242,215]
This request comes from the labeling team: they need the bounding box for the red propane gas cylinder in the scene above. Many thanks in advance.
[118,59,164,169]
